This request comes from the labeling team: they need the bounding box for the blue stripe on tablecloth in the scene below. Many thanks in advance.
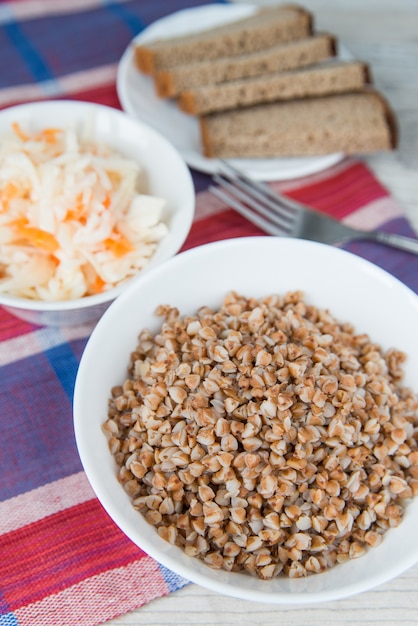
[0,339,88,501]
[0,613,17,626]
[158,564,190,592]
[0,590,17,625]
[105,1,146,36]
[343,216,418,295]
[0,28,39,88]
[44,343,82,403]
[3,21,53,83]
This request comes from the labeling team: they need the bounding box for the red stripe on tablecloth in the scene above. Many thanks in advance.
[14,558,170,626]
[181,208,264,251]
[1,83,121,112]
[0,498,146,610]
[61,84,121,109]
[0,308,39,341]
[285,162,389,219]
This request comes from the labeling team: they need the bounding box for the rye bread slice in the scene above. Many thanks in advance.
[135,5,313,74]
[200,91,397,158]
[154,33,336,98]
[179,60,371,115]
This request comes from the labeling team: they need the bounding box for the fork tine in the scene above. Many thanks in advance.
[213,173,293,232]
[208,184,289,237]
[214,169,295,224]
[219,159,309,213]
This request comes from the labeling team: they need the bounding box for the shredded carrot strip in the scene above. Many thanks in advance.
[12,121,29,141]
[103,233,135,258]
[22,228,59,252]
[103,193,112,209]
[89,274,106,294]
[36,128,62,143]
[12,122,62,144]
[65,209,87,225]
[0,182,21,211]
[65,193,88,224]
[9,216,29,229]
[12,219,59,252]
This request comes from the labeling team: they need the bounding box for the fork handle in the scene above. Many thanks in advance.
[371,231,418,255]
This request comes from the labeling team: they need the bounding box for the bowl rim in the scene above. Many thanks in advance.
[0,99,195,312]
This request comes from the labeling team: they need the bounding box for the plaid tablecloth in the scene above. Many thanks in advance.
[1,2,418,625]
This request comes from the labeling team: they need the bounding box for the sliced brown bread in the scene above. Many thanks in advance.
[200,91,397,158]
[154,33,336,98]
[179,61,370,115]
[135,5,313,74]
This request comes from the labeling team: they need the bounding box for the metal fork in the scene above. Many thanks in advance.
[209,160,418,256]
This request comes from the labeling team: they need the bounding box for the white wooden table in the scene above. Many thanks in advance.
[108,1,418,623]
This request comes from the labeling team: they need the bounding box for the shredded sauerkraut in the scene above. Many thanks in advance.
[0,121,168,301]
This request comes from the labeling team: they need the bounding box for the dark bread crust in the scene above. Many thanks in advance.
[179,92,196,114]
[154,71,174,98]
[371,89,398,149]
[328,33,338,57]
[135,46,154,75]
[199,117,215,159]
[362,62,373,85]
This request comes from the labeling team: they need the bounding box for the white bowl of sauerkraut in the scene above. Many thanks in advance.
[0,100,195,326]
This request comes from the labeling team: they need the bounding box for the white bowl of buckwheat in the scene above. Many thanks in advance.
[74,236,418,603]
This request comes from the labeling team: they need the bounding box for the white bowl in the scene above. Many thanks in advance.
[74,237,418,604]
[0,100,195,326]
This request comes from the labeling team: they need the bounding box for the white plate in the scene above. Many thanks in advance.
[116,3,344,182]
